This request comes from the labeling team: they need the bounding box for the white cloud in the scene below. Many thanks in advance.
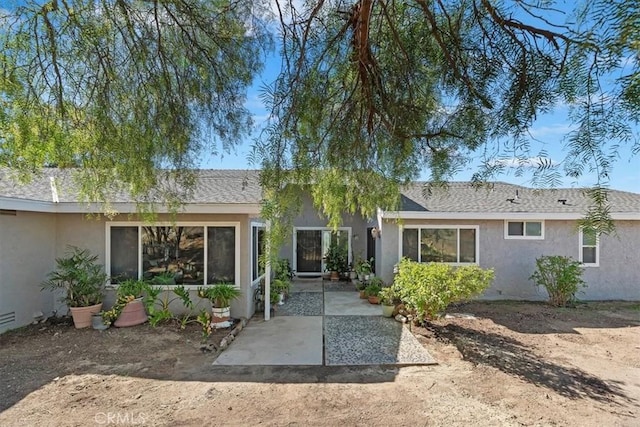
[528,123,575,139]
[490,157,558,169]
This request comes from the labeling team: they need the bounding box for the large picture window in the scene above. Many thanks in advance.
[107,222,239,286]
[401,226,478,264]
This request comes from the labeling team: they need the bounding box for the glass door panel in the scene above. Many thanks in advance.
[296,230,323,273]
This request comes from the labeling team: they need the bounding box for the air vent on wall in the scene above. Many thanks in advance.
[0,209,17,216]
[0,311,16,326]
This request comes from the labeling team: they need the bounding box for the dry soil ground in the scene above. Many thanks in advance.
[0,301,638,426]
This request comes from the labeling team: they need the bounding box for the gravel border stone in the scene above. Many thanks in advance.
[324,315,436,366]
[276,292,324,316]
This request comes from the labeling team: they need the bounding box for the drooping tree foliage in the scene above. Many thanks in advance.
[0,0,271,206]
[254,0,639,245]
[0,0,638,251]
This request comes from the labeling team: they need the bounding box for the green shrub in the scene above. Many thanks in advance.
[529,255,586,307]
[393,258,494,322]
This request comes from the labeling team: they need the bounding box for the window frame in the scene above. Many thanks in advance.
[105,221,241,288]
[504,220,545,240]
[251,221,266,284]
[579,228,600,267]
[398,225,480,265]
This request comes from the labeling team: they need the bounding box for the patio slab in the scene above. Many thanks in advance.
[324,316,436,366]
[276,292,323,316]
[323,280,357,292]
[213,316,323,366]
[324,291,381,316]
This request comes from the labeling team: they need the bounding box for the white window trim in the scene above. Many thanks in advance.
[292,226,352,276]
[504,220,545,240]
[250,221,266,286]
[398,225,480,265]
[106,221,241,288]
[579,229,600,267]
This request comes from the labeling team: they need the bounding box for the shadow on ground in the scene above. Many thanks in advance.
[426,322,633,405]
[452,301,640,334]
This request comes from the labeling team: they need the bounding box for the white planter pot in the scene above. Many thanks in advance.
[212,306,230,323]
[278,292,285,305]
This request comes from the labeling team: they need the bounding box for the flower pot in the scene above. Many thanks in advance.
[277,292,285,305]
[330,271,340,281]
[212,306,231,323]
[382,304,395,317]
[368,295,380,305]
[114,298,148,327]
[349,271,357,280]
[69,303,103,329]
[92,313,109,330]
[359,290,367,299]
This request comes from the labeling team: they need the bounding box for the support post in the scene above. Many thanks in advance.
[264,220,271,321]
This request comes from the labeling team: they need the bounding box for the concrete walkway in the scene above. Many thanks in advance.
[213,278,436,366]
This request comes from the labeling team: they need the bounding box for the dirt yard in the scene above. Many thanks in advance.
[0,301,638,426]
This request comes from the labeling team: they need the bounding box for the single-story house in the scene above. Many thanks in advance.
[1,168,638,333]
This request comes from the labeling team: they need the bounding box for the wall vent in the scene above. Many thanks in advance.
[0,311,16,326]
[0,209,17,216]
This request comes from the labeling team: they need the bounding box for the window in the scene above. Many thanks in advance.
[401,226,478,264]
[107,222,239,286]
[505,220,544,239]
[580,228,599,266]
[252,224,266,281]
[109,226,139,283]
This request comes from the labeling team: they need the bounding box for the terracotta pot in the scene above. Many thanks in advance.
[382,304,395,317]
[330,271,340,281]
[114,298,148,327]
[212,306,231,323]
[359,290,367,299]
[69,303,103,329]
[368,295,380,305]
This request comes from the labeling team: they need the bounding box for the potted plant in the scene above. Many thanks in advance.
[41,246,107,328]
[355,258,373,281]
[324,241,348,281]
[355,280,367,299]
[271,278,291,305]
[379,286,398,317]
[198,283,241,326]
[365,281,382,305]
[109,279,150,327]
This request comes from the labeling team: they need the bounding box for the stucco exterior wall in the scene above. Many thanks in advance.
[380,218,640,301]
[0,211,57,333]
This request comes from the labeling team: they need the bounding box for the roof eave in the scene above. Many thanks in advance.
[0,197,262,215]
[381,210,640,221]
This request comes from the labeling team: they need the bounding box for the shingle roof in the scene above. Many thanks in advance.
[399,182,640,213]
[2,169,638,213]
[0,168,262,204]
